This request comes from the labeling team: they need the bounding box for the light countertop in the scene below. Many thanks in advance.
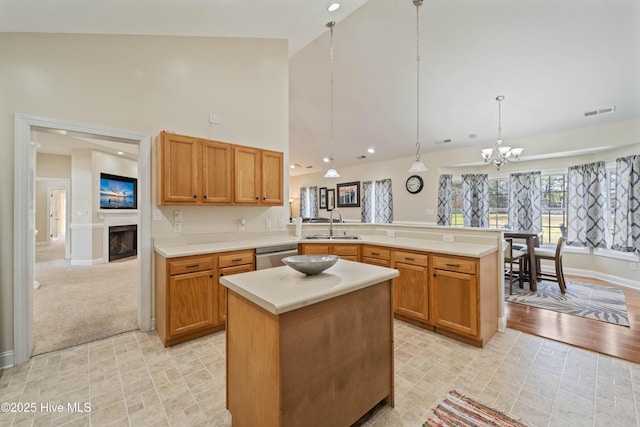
[154,234,497,259]
[219,259,399,315]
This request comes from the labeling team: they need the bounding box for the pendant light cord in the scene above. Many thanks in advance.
[414,0,423,161]
[327,21,336,167]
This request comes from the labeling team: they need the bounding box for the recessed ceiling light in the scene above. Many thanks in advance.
[323,157,330,163]
[117,151,124,155]
[468,133,477,139]
[367,147,375,154]
[328,2,340,12]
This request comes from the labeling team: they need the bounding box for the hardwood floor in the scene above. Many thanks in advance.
[506,275,640,364]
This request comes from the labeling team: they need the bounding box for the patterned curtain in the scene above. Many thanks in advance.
[437,174,452,226]
[612,155,640,253]
[361,179,392,223]
[375,179,393,223]
[361,181,372,223]
[462,174,489,228]
[299,187,308,218]
[567,161,608,248]
[299,186,319,218]
[508,172,542,233]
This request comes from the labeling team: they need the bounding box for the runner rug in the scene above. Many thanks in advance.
[424,390,527,427]
[506,279,630,326]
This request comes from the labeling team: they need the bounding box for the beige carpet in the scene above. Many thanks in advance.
[33,239,138,355]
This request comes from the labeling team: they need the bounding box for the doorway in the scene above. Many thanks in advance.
[13,114,152,365]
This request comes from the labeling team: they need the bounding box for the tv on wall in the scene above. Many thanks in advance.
[100,173,137,210]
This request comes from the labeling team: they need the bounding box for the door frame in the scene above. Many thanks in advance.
[14,113,152,365]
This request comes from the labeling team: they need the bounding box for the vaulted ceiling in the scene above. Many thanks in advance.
[4,0,639,173]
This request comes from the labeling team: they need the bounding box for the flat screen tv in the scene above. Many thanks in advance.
[100,173,137,209]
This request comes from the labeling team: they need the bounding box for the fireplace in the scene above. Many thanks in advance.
[108,224,137,262]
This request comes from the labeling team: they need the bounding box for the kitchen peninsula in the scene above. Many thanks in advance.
[220,259,399,427]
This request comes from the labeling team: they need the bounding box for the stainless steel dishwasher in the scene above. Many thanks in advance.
[255,243,298,270]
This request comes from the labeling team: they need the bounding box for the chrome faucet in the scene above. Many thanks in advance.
[329,208,344,238]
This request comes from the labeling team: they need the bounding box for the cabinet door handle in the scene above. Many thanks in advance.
[255,197,259,200]
[371,252,380,256]
[193,195,197,199]
[231,258,243,262]
[446,263,460,267]
[204,195,207,199]
[404,257,415,261]
[186,264,200,269]
[209,275,213,279]
[220,273,224,277]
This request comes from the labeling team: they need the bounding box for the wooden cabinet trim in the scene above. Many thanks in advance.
[393,250,428,266]
[168,255,213,275]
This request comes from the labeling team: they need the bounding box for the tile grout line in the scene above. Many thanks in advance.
[133,332,171,426]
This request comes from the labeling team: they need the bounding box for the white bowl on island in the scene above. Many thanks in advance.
[282,254,339,275]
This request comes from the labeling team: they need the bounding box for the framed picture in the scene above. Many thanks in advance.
[319,187,327,209]
[337,181,361,208]
[327,189,336,211]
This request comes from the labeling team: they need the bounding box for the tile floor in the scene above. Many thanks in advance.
[1,321,639,426]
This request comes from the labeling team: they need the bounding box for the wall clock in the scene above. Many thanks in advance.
[406,175,424,194]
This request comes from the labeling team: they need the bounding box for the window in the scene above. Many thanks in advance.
[488,178,509,229]
[361,179,393,223]
[540,174,567,244]
[450,180,463,226]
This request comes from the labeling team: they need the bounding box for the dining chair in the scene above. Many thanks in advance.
[533,236,566,293]
[504,238,526,295]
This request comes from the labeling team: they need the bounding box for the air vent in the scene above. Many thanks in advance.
[435,138,452,145]
[584,105,616,117]
[356,155,366,159]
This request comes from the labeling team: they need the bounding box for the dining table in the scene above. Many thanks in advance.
[504,231,541,291]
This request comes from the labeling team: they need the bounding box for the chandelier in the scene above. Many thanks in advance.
[408,0,428,173]
[481,95,523,171]
[324,21,340,178]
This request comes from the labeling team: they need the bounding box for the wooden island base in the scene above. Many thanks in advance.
[226,280,394,427]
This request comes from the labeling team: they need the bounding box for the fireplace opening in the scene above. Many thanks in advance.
[109,224,137,262]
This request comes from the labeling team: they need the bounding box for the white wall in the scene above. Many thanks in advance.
[290,120,640,284]
[0,33,289,355]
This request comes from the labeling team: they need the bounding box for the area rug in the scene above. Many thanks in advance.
[506,279,630,326]
[425,390,527,427]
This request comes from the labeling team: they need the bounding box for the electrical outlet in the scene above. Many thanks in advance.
[278,218,285,228]
[238,218,246,230]
[386,230,395,237]
[443,234,454,242]
[631,262,637,271]
[209,113,220,124]
[173,222,182,233]
[265,219,272,229]
[152,208,162,221]
[174,210,182,222]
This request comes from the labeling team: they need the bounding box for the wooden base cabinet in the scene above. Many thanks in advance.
[155,249,255,347]
[362,245,391,267]
[155,253,220,346]
[431,254,498,346]
[216,250,255,324]
[391,250,430,326]
[299,243,359,262]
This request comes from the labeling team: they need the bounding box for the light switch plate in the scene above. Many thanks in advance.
[152,208,162,221]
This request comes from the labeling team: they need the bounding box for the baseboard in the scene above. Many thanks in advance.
[498,315,507,333]
[70,258,104,266]
[0,350,14,370]
[540,266,640,290]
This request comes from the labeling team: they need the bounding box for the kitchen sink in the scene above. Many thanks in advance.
[301,234,361,240]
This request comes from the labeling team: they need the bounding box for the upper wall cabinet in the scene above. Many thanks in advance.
[156,132,283,206]
[234,145,283,206]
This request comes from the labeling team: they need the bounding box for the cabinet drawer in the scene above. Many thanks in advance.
[433,256,476,274]
[219,250,255,268]
[169,256,213,275]
[362,246,390,260]
[393,250,428,266]
[332,245,359,256]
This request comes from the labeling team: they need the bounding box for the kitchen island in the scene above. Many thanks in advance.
[220,259,399,427]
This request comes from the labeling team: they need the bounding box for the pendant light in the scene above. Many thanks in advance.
[481,95,523,171]
[408,0,428,173]
[324,21,340,178]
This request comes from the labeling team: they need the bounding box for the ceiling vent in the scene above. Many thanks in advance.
[435,138,452,145]
[584,106,616,117]
[356,155,367,159]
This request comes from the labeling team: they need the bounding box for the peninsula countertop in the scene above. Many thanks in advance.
[154,234,497,259]
[219,259,399,315]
